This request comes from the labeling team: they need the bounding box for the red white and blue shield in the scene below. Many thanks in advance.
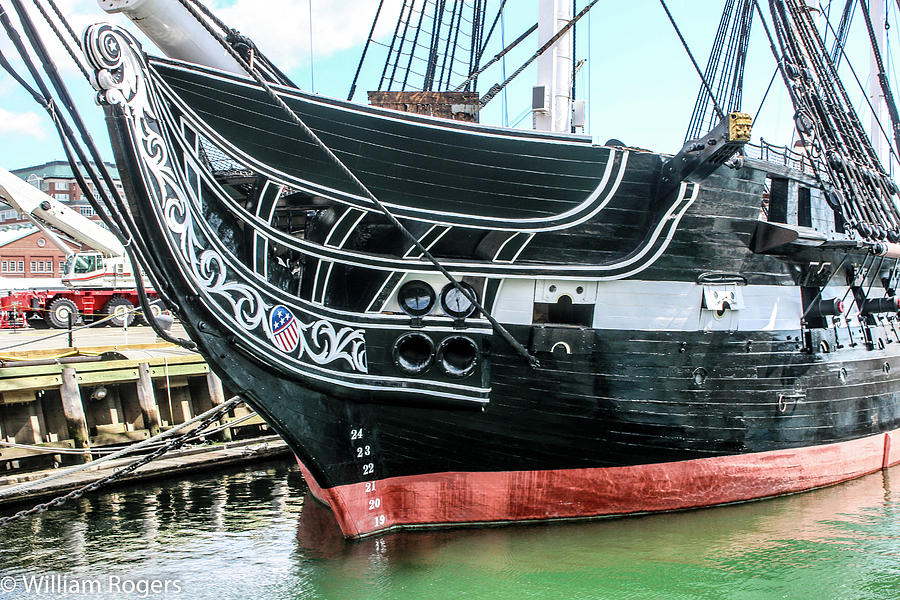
[269,305,300,354]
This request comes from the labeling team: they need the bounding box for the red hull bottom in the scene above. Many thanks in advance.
[296,428,900,538]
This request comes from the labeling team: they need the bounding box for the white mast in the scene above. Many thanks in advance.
[534,0,573,132]
[869,0,887,164]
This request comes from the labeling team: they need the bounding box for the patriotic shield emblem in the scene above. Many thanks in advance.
[269,305,300,354]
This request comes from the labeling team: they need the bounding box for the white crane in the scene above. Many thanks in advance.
[0,166,136,289]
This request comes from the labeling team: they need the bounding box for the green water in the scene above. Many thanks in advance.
[1,461,898,599]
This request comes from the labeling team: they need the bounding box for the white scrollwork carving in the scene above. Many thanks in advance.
[83,24,367,374]
[84,24,143,108]
[300,320,368,372]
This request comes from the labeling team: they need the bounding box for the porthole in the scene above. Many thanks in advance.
[884,362,892,375]
[392,333,435,375]
[839,367,848,384]
[440,282,478,319]
[397,280,435,317]
[714,301,732,320]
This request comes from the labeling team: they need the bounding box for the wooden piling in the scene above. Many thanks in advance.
[136,363,161,437]
[59,368,91,463]
[206,372,232,442]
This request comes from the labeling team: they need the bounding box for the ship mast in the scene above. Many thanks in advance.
[868,0,887,163]
[534,0,574,132]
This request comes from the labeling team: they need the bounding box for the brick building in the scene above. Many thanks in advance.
[0,161,120,279]
[0,226,81,279]
[6,161,123,223]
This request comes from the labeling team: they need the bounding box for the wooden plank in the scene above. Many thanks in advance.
[0,343,175,361]
[90,430,151,447]
[0,439,76,461]
[0,375,63,393]
[148,363,210,378]
[153,376,189,389]
[0,390,35,405]
[73,369,140,385]
[0,353,205,378]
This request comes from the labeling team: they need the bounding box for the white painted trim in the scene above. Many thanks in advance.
[153,72,628,231]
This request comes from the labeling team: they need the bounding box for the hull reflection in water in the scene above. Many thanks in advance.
[0,462,898,599]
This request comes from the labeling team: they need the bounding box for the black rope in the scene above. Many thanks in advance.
[820,8,900,166]
[31,0,89,82]
[480,0,598,107]
[831,0,857,68]
[786,0,899,230]
[753,66,779,122]
[1,1,195,349]
[860,0,900,157]
[348,0,386,100]
[658,0,726,122]
[383,0,415,90]
[764,0,900,236]
[172,0,540,368]
[401,0,430,89]
[436,0,461,89]
[454,22,536,92]
[686,0,736,141]
[423,0,447,89]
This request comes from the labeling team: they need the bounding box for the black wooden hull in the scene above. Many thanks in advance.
[82,24,900,537]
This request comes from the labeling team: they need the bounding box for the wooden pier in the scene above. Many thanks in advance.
[0,325,271,474]
[0,436,288,508]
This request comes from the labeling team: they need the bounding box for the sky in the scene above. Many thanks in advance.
[0,0,897,172]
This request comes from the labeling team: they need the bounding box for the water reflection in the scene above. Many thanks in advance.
[0,462,897,600]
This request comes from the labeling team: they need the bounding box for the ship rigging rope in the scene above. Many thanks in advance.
[452,22,536,92]
[658,0,726,122]
[764,0,900,237]
[0,305,142,353]
[820,11,900,167]
[799,0,900,230]
[685,0,754,143]
[0,396,244,526]
[831,0,857,67]
[0,2,196,350]
[479,0,598,107]
[348,0,387,100]
[176,0,540,369]
[860,0,900,156]
[30,0,90,83]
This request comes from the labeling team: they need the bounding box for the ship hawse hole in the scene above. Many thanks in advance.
[532,295,594,327]
[393,332,435,375]
[438,336,479,378]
